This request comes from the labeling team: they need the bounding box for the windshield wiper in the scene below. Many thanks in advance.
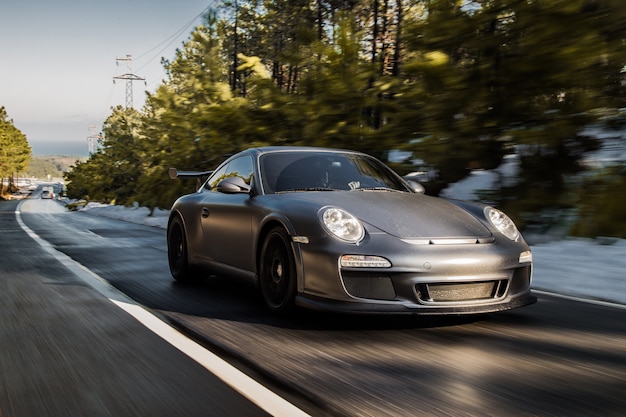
[355,187,401,192]
[278,187,337,192]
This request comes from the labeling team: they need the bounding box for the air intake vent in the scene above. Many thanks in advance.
[416,280,508,303]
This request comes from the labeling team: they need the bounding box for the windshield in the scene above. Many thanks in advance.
[260,151,410,194]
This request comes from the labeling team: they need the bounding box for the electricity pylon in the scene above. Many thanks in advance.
[86,125,101,154]
[113,54,145,109]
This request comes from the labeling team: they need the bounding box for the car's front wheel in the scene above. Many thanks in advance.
[167,215,194,282]
[259,227,297,313]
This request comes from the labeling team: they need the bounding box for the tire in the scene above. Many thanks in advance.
[167,216,195,282]
[259,227,297,313]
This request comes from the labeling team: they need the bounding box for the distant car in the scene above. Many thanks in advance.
[167,147,536,314]
[41,186,55,199]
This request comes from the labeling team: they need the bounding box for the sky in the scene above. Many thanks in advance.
[1,0,215,156]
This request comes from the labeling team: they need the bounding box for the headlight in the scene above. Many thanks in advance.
[485,207,519,241]
[320,207,364,243]
[341,255,391,268]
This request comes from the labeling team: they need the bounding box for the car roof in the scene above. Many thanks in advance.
[243,146,367,158]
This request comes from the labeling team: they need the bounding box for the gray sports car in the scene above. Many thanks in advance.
[167,146,536,314]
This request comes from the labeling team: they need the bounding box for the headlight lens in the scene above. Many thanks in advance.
[320,207,364,243]
[341,255,391,268]
[485,207,519,241]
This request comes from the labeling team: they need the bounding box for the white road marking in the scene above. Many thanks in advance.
[533,289,626,310]
[110,299,311,417]
[15,202,311,417]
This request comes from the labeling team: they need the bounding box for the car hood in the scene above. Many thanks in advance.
[283,191,492,239]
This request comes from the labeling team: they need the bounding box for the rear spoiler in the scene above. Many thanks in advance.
[168,168,213,180]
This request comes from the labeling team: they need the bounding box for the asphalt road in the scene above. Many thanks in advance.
[3,196,626,416]
[0,198,283,417]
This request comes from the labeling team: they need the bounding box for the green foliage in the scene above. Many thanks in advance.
[65,107,143,205]
[398,0,626,195]
[132,16,255,210]
[26,156,78,179]
[26,158,63,179]
[0,106,31,195]
[570,167,626,238]
[64,0,626,237]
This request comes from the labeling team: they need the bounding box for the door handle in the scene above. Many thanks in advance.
[201,207,210,218]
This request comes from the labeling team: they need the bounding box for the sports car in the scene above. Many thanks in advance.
[167,146,536,314]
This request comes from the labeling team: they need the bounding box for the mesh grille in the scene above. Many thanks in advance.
[342,276,396,300]
[417,280,507,303]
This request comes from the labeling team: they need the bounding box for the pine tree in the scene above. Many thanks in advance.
[394,0,626,201]
[65,107,142,204]
[0,107,31,195]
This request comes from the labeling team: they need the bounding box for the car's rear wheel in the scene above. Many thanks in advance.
[167,216,194,282]
[259,227,296,313]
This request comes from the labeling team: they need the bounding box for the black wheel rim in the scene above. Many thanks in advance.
[168,222,184,272]
[262,233,291,309]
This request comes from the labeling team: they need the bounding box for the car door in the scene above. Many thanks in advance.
[199,155,255,273]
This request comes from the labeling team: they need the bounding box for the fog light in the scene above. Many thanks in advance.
[340,255,391,268]
[519,251,532,263]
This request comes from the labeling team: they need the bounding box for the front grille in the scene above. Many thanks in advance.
[341,274,397,300]
[416,280,508,303]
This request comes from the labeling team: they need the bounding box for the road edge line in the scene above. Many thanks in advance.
[533,289,626,310]
[15,201,311,417]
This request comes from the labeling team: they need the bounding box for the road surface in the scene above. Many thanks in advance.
[2,195,626,416]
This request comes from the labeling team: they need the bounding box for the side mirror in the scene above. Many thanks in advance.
[406,180,425,194]
[216,177,252,194]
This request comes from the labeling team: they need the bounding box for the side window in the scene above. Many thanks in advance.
[203,156,253,191]
[204,164,228,191]
[226,156,253,186]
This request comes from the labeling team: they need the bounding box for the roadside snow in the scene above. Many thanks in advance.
[531,238,626,305]
[441,154,520,200]
[79,202,170,228]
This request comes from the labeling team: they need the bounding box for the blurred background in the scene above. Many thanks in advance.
[4,0,626,241]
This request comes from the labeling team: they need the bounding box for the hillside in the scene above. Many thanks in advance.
[26,155,85,180]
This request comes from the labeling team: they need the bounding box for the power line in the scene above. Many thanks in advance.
[134,5,213,74]
[107,5,212,113]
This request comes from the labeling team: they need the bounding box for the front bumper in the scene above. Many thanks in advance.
[294,232,536,315]
[296,290,537,315]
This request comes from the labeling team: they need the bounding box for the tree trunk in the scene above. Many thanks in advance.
[392,0,403,77]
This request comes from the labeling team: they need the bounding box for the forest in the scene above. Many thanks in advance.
[62,0,626,237]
